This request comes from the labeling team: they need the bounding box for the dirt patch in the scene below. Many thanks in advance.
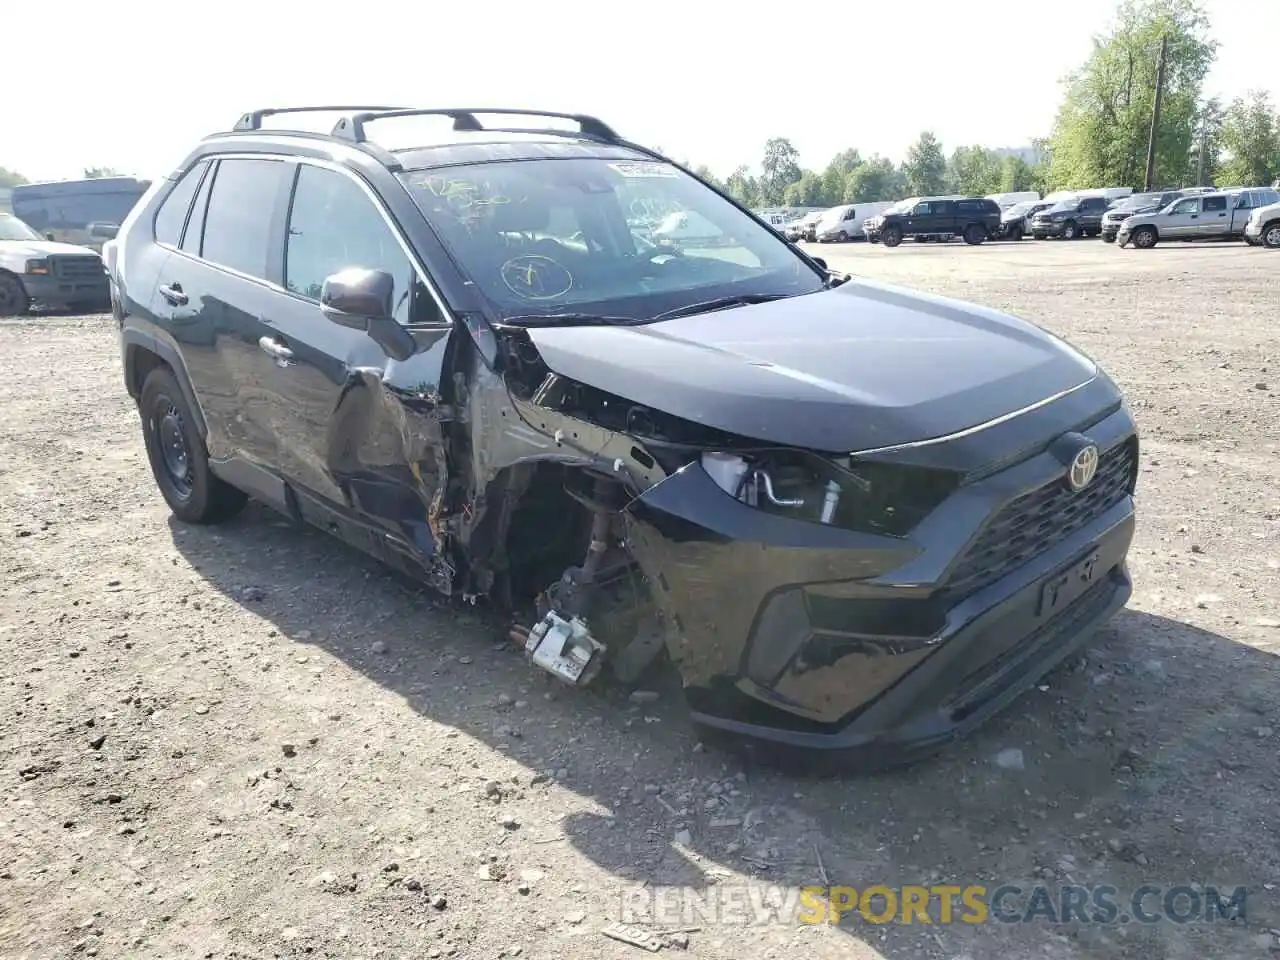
[2,240,1278,959]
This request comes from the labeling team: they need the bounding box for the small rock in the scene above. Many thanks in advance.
[993,748,1025,771]
[1254,727,1274,739]
[281,743,297,758]
[484,780,503,797]
[241,586,266,602]
[501,815,520,830]
[193,704,209,716]
[405,878,422,892]
[517,881,531,894]
[674,829,693,846]
[1190,544,1204,554]
[475,864,500,881]
[1194,593,1222,608]
[563,909,587,925]
[383,862,399,873]
[1255,382,1269,391]
[88,735,107,751]
[629,690,660,705]
[497,694,513,707]
[371,640,388,655]
[431,894,447,909]
[514,700,529,709]
[458,656,473,665]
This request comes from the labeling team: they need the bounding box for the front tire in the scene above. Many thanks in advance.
[1061,220,1079,240]
[0,272,30,317]
[1131,227,1158,249]
[1263,221,1280,249]
[1102,234,1116,243]
[882,225,903,248]
[140,367,247,524]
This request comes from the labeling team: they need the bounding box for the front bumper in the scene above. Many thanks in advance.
[623,402,1138,772]
[1030,220,1066,237]
[19,272,110,310]
[1244,220,1264,242]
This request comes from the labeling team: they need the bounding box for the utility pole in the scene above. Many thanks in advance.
[1196,119,1208,187]
[1144,34,1168,191]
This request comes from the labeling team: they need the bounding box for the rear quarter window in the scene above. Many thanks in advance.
[152,162,209,247]
[199,159,288,279]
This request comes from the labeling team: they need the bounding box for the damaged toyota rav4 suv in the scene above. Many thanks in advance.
[108,107,1138,770]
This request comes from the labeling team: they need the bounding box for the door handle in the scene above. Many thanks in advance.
[159,282,188,306]
[258,336,294,363]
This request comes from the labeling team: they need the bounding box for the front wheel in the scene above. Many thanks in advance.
[1131,227,1158,249]
[140,367,248,524]
[882,226,903,247]
[1061,220,1079,240]
[0,272,30,317]
[1263,222,1280,249]
[963,224,986,245]
[1102,234,1116,244]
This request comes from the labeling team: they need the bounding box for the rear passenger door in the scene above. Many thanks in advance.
[1195,194,1230,237]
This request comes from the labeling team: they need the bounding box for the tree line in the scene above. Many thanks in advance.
[704,0,1278,208]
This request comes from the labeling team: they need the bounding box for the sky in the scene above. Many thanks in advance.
[7,0,1277,183]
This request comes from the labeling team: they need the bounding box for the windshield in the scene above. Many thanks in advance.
[1112,193,1162,210]
[883,198,917,215]
[0,214,43,242]
[1004,201,1038,217]
[399,158,824,322]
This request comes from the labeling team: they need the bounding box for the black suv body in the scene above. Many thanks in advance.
[1030,196,1112,240]
[863,197,1001,247]
[107,107,1138,770]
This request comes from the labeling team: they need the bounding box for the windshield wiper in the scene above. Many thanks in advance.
[652,293,791,321]
[499,313,641,328]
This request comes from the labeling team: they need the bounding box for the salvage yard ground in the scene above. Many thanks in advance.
[2,240,1278,960]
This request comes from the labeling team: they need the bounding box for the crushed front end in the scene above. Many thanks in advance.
[617,384,1138,770]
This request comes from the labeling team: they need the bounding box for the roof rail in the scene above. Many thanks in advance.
[233,106,411,132]
[329,108,621,145]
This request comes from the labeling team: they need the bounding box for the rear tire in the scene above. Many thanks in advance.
[1008,225,1023,242]
[0,272,30,317]
[963,224,986,245]
[140,367,248,524]
[1131,227,1158,249]
[882,226,903,248]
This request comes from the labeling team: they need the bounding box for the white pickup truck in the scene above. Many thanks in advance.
[1243,200,1280,248]
[1117,187,1280,249]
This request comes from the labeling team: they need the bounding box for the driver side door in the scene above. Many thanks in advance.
[267,161,454,540]
[1161,197,1202,238]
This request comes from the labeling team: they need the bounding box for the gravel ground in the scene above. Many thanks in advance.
[2,238,1278,960]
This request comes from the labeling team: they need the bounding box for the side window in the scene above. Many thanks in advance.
[285,164,438,325]
[200,158,286,279]
[1202,196,1227,213]
[152,162,208,247]
[1170,198,1199,215]
[182,160,216,255]
[911,202,931,216]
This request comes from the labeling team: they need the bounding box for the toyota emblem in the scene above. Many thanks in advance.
[1067,444,1099,492]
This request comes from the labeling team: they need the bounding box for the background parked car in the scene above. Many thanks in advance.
[1243,199,1280,248]
[1030,195,1112,239]
[815,202,894,242]
[864,196,1000,246]
[994,199,1053,240]
[985,191,1040,211]
[1100,190,1197,242]
[1118,188,1280,248]
[787,210,827,242]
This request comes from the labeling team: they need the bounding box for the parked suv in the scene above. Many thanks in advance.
[1029,195,1111,239]
[108,106,1138,770]
[863,196,1001,246]
[1243,199,1280,248]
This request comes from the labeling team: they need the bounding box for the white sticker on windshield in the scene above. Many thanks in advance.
[609,162,678,178]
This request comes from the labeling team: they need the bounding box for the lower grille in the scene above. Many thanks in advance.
[51,255,105,280]
[945,438,1137,599]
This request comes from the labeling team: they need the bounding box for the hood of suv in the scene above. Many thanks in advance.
[526,279,1098,453]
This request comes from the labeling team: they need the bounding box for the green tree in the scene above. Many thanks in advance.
[948,145,1003,195]
[998,155,1035,192]
[759,137,802,205]
[0,166,28,189]
[842,156,905,202]
[821,148,863,203]
[782,171,831,207]
[689,164,725,191]
[724,165,761,207]
[1187,97,1224,186]
[83,166,126,179]
[1046,0,1217,190]
[1216,91,1280,187]
[902,131,947,195]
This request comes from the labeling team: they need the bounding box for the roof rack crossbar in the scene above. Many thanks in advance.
[329,108,620,145]
[233,106,411,132]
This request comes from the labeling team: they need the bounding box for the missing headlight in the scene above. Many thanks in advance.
[700,450,958,537]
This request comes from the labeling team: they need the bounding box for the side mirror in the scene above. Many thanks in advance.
[45,231,56,242]
[810,256,828,271]
[320,268,417,362]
